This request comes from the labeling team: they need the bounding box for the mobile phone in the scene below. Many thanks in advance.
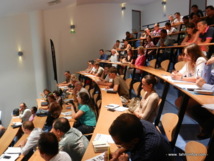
[3,155,11,159]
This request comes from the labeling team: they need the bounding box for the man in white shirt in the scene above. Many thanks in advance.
[19,121,43,156]
[19,103,31,122]
[73,81,90,97]
[38,132,71,161]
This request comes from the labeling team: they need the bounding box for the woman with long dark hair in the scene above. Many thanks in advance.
[71,92,97,134]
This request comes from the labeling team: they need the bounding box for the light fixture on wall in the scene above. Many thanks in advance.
[121,3,126,11]
[18,51,23,56]
[161,0,167,5]
[161,0,167,17]
[70,25,76,33]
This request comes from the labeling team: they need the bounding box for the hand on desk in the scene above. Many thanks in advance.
[171,71,182,80]
[196,77,206,88]
[18,139,27,148]
[104,147,127,161]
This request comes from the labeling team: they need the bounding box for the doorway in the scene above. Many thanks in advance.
[132,10,141,35]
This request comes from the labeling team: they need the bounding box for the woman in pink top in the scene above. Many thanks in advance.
[28,106,37,121]
[135,46,146,66]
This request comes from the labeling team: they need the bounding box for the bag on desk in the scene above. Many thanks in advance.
[127,97,140,113]
[36,109,48,117]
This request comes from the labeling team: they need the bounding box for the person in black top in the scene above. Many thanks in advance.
[189,4,204,19]
[205,5,214,26]
[106,113,174,161]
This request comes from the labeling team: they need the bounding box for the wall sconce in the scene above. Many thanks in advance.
[161,0,166,5]
[18,51,23,56]
[70,25,76,33]
[121,3,126,11]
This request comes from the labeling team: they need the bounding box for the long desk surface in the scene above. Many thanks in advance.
[82,83,123,160]
[0,117,22,155]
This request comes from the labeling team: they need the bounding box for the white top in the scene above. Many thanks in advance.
[96,66,104,76]
[179,57,206,77]
[19,109,31,122]
[50,151,72,161]
[21,128,43,155]
[109,54,118,67]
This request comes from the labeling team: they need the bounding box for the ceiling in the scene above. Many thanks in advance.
[0,0,157,17]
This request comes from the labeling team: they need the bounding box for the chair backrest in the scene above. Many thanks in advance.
[185,141,207,161]
[96,100,102,112]
[89,88,95,97]
[161,113,179,142]
[85,85,90,91]
[133,82,141,96]
[93,93,99,103]
[160,59,170,71]
[120,75,124,79]
[125,78,132,90]
[174,61,185,71]
[148,59,157,68]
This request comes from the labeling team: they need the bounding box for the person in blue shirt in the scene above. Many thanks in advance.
[98,49,108,60]
[71,92,97,134]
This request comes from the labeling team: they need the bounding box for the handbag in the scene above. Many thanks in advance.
[127,97,141,113]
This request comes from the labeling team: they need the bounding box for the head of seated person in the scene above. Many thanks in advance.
[38,133,59,160]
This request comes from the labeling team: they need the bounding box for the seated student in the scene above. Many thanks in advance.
[190,13,201,26]
[172,12,183,26]
[168,15,175,25]
[125,46,146,79]
[41,89,51,100]
[125,31,134,41]
[29,106,37,121]
[69,74,78,89]
[189,4,204,19]
[151,23,161,37]
[97,49,108,61]
[192,57,214,139]
[144,35,155,59]
[19,103,31,122]
[38,132,71,161]
[181,23,199,45]
[0,125,6,138]
[165,22,177,42]
[156,29,174,47]
[108,67,129,99]
[84,60,94,73]
[73,81,90,97]
[112,40,121,51]
[71,92,97,134]
[57,71,71,87]
[43,102,62,132]
[97,64,113,86]
[196,57,214,91]
[133,75,159,123]
[205,5,214,26]
[51,118,89,160]
[171,43,206,82]
[106,113,174,161]
[121,40,132,55]
[40,94,57,111]
[197,20,214,59]
[108,49,119,67]
[182,15,190,30]
[91,62,104,77]
[121,49,135,64]
[53,91,63,106]
[19,121,42,156]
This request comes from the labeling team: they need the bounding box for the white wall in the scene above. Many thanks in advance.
[141,0,189,27]
[43,3,143,89]
[207,0,214,6]
[0,14,38,126]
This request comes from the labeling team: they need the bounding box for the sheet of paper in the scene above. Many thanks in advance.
[115,106,128,112]
[59,86,68,89]
[105,104,120,110]
[63,116,72,120]
[161,76,192,83]
[61,111,72,116]
[94,133,114,143]
[4,147,21,154]
[173,84,199,89]
[202,104,214,110]
[0,154,19,161]
[85,153,105,161]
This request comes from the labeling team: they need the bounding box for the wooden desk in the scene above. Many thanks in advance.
[0,117,22,155]
[82,88,123,160]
